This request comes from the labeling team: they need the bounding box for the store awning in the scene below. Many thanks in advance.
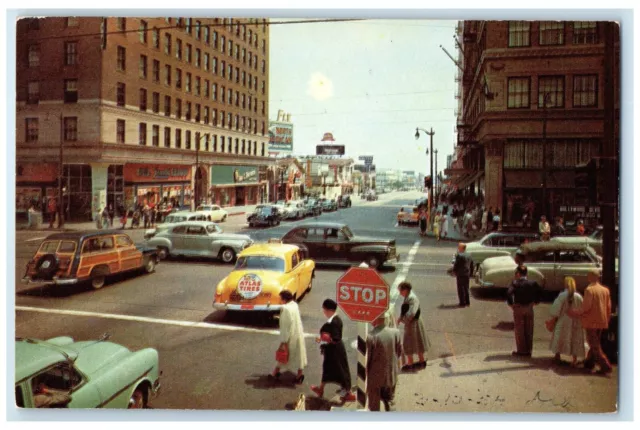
[452,170,484,189]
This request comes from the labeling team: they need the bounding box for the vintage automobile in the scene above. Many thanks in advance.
[145,221,252,263]
[212,243,315,312]
[15,334,160,409]
[304,199,323,217]
[195,204,229,222]
[247,205,282,227]
[22,231,158,290]
[337,195,352,208]
[557,226,619,256]
[282,201,306,220]
[320,198,338,212]
[145,210,216,239]
[366,192,378,201]
[397,206,419,225]
[475,238,616,293]
[281,222,399,269]
[464,232,540,272]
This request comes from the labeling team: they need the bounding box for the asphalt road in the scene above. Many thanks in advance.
[13,190,559,411]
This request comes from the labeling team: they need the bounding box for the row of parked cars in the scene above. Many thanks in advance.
[246,196,351,227]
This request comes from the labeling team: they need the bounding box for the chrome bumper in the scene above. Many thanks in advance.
[213,302,283,311]
[21,277,79,286]
[474,274,494,287]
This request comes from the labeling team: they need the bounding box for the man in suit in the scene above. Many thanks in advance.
[366,315,403,412]
[451,243,473,307]
[506,265,543,357]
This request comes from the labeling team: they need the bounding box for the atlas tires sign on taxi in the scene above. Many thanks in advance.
[237,274,263,299]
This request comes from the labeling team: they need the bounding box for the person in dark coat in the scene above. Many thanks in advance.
[310,299,355,403]
[366,315,403,411]
[506,265,543,357]
[450,242,474,307]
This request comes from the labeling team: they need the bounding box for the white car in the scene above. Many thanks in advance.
[283,201,305,220]
[196,204,228,222]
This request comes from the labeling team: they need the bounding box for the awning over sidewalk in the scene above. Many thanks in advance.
[452,170,484,190]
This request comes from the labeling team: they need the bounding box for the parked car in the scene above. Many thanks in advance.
[397,205,419,225]
[464,232,540,273]
[145,221,252,263]
[475,238,617,293]
[145,211,215,239]
[282,201,306,220]
[320,198,338,212]
[195,204,228,222]
[247,205,282,227]
[212,243,315,312]
[366,192,378,201]
[304,199,323,217]
[558,226,618,256]
[337,195,352,208]
[21,231,158,290]
[15,334,160,409]
[281,222,399,269]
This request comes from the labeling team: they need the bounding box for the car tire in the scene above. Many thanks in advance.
[221,215,227,222]
[306,273,314,292]
[128,387,147,409]
[220,247,236,264]
[143,256,156,273]
[36,253,59,281]
[90,267,108,290]
[367,255,381,269]
[157,247,170,260]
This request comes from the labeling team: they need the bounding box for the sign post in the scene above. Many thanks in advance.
[336,265,390,410]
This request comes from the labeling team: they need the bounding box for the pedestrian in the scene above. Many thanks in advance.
[366,315,403,412]
[576,219,586,236]
[119,209,128,229]
[433,211,442,240]
[552,216,566,237]
[449,243,473,307]
[143,203,150,229]
[567,269,613,375]
[481,207,488,233]
[506,265,543,357]
[463,210,473,238]
[539,215,551,241]
[47,197,57,228]
[269,290,307,384]
[150,204,157,227]
[441,210,449,238]
[418,206,427,236]
[548,277,586,367]
[107,204,115,227]
[310,299,355,402]
[487,207,494,232]
[396,282,430,371]
[492,209,501,231]
[101,206,110,230]
[27,202,37,229]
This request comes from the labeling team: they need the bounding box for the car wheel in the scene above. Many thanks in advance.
[128,387,147,409]
[143,256,156,273]
[367,255,381,269]
[90,269,107,290]
[157,246,169,260]
[306,273,314,292]
[221,215,227,222]
[220,247,236,264]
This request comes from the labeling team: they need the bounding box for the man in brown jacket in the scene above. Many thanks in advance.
[567,269,613,374]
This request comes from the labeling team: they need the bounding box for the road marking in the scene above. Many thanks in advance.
[16,305,318,338]
[388,240,421,311]
[443,330,458,363]
[24,237,46,242]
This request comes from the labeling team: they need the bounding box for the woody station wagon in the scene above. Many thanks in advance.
[22,231,158,289]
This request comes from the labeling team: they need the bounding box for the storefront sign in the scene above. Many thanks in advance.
[124,164,192,183]
[211,165,260,185]
[16,163,58,182]
[559,205,601,219]
[316,145,345,155]
[268,121,293,152]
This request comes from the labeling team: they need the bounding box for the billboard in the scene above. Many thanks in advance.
[316,145,345,155]
[268,121,293,153]
[358,155,374,165]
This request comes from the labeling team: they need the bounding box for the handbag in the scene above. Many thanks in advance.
[545,317,558,332]
[276,343,289,364]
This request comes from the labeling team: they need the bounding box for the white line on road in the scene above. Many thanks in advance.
[16,305,318,338]
[24,237,46,242]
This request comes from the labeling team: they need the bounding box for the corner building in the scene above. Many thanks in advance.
[16,17,271,221]
[449,21,619,227]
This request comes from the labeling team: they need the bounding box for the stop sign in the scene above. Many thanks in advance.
[336,267,390,323]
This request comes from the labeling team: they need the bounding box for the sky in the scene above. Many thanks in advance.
[268,19,459,175]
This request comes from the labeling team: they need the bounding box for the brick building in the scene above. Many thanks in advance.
[447,20,619,227]
[16,17,272,221]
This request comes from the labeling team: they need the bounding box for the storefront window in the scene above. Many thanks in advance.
[247,187,255,203]
[62,164,92,220]
[16,187,42,212]
[220,189,230,206]
[137,187,161,206]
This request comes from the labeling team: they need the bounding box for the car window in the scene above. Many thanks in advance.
[15,385,24,408]
[38,241,60,254]
[325,228,346,241]
[501,236,519,247]
[172,225,187,234]
[116,235,134,248]
[292,252,299,268]
[342,226,354,239]
[32,362,83,393]
[558,250,593,263]
[82,238,101,254]
[206,224,220,234]
[213,206,221,211]
[187,226,206,235]
[528,251,555,263]
[58,241,77,253]
[98,236,114,250]
[306,228,324,239]
[234,256,285,272]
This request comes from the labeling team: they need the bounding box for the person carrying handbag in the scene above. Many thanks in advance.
[269,290,307,384]
[548,277,586,367]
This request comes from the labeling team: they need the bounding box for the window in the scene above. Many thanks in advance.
[25,118,39,142]
[139,20,148,43]
[538,76,564,108]
[547,140,578,168]
[254,76,258,90]
[261,121,265,135]
[175,128,182,148]
[213,109,218,125]
[261,142,265,156]
[164,33,172,55]
[573,75,598,107]
[185,43,192,63]
[139,55,147,78]
[64,79,78,103]
[195,48,201,67]
[26,81,40,104]
[227,88,232,105]
[117,46,126,71]
[573,22,598,44]
[164,64,171,85]
[261,60,265,74]
[261,39,266,54]
[261,100,265,114]
[248,29,253,43]
[235,90,239,106]
[213,135,218,152]
[116,119,125,144]
[64,42,78,66]
[185,18,191,34]
[176,98,182,118]
[212,83,217,101]
[204,26,210,45]
[186,102,192,120]
[204,79,210,98]
[234,44,239,60]
[139,88,147,111]
[227,112,232,129]
[164,95,171,116]
[235,138,239,153]
[152,92,160,113]
[176,38,182,60]
[235,114,240,130]
[28,44,39,67]
[504,141,543,168]
[539,21,564,45]
[185,130,191,149]
[186,73,191,92]
[195,77,201,96]
[195,104,201,122]
[255,31,259,46]
[117,18,126,32]
[176,68,182,89]
[261,80,265,95]
[221,35,226,53]
[242,93,246,109]
[152,125,159,147]
[152,59,160,82]
[241,139,246,153]
[195,132,201,151]
[228,39,233,56]
[228,137,233,152]
[248,52,252,68]
[507,77,530,108]
[139,123,147,145]
[221,110,226,127]
[64,117,78,141]
[164,126,171,147]
[221,60,226,78]
[235,67,240,83]
[212,56,218,74]
[221,85,225,103]
[152,27,160,49]
[220,135,225,152]
[116,235,133,247]
[204,106,209,124]
[508,21,530,47]
[213,31,218,48]
[195,21,201,39]
[228,64,233,81]
[242,71,246,87]
[116,82,125,106]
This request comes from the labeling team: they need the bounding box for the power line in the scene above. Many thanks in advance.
[272,88,455,103]
[292,107,456,116]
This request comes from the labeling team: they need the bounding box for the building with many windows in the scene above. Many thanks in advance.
[16,16,271,220]
[447,20,619,227]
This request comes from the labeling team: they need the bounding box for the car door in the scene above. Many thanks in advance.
[529,250,558,291]
[555,249,595,292]
[212,205,224,222]
[304,227,327,260]
[184,225,208,256]
[29,361,102,408]
[324,227,348,260]
[169,225,189,253]
[289,251,303,296]
[116,234,141,271]
[98,235,121,274]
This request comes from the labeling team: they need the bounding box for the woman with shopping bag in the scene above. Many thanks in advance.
[548,277,586,367]
[269,290,307,384]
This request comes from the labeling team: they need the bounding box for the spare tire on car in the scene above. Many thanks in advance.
[36,254,59,280]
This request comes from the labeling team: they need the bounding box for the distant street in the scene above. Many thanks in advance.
[14,191,583,410]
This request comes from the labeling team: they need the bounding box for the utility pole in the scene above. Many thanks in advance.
[541,93,551,219]
[434,149,439,203]
[58,113,64,228]
[427,129,435,212]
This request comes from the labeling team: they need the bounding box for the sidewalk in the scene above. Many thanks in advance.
[329,351,617,413]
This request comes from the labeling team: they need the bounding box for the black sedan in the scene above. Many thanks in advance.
[247,205,281,227]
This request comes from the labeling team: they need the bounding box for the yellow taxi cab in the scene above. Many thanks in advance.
[397,206,419,225]
[212,242,315,312]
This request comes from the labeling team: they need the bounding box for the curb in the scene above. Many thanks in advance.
[228,212,246,217]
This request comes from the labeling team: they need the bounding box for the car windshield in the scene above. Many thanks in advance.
[342,226,354,239]
[258,207,272,215]
[307,200,316,205]
[234,256,285,272]
[38,241,60,253]
[206,224,221,234]
[165,215,186,223]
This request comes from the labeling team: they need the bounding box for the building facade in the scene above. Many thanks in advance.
[16,16,272,221]
[448,20,619,227]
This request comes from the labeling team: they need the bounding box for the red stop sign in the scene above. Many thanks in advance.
[336,267,390,323]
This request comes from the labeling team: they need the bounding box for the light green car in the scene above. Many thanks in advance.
[475,238,616,293]
[15,335,160,409]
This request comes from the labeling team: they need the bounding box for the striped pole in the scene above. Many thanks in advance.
[356,322,368,409]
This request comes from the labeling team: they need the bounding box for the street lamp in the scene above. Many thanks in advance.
[415,127,435,212]
[541,93,551,219]
[194,133,210,210]
[434,148,439,203]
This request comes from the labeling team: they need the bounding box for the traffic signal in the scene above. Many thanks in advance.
[424,175,432,189]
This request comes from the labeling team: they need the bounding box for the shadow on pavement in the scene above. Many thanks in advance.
[203,310,280,330]
[244,373,298,391]
[491,321,515,331]
[284,395,341,411]
[438,303,464,310]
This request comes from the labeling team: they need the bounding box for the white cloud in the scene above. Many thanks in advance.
[307,72,334,101]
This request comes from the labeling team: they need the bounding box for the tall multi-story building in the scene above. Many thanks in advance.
[16,17,272,221]
[448,20,619,227]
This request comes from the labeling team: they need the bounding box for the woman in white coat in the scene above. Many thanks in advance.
[549,277,586,367]
[270,290,308,384]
